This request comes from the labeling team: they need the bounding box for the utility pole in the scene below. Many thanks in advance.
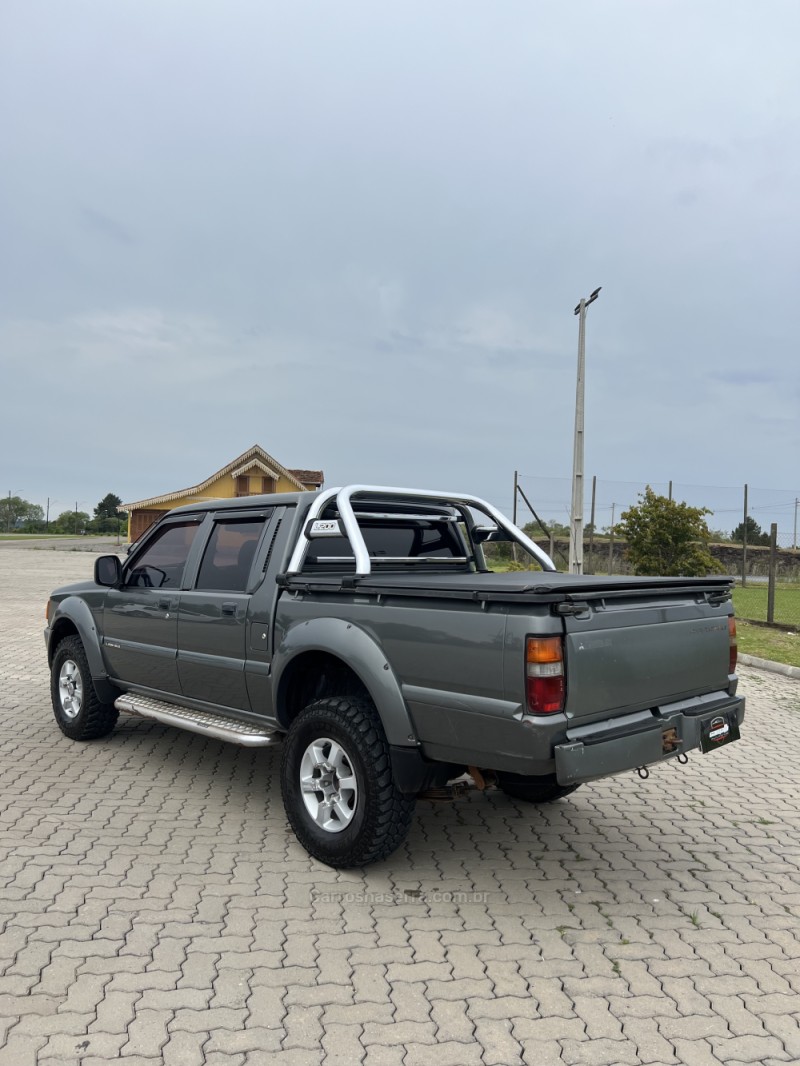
[742,484,748,588]
[587,475,597,575]
[512,471,519,564]
[794,497,798,551]
[608,503,616,575]
[569,287,601,573]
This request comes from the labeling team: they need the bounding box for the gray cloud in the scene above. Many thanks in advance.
[1,0,798,534]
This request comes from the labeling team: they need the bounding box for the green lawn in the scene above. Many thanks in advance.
[0,533,68,540]
[732,585,800,627]
[0,533,119,541]
[737,621,800,669]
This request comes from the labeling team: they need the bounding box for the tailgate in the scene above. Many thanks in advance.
[562,588,732,722]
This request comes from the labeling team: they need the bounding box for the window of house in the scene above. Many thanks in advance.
[235,475,249,497]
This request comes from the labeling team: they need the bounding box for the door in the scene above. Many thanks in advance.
[177,511,272,709]
[103,518,203,694]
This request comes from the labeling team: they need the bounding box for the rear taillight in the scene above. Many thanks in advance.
[526,636,565,714]
[728,616,737,674]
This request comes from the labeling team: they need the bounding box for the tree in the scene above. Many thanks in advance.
[617,487,723,577]
[53,510,91,535]
[731,516,770,546]
[19,504,44,532]
[93,493,123,533]
[0,495,44,533]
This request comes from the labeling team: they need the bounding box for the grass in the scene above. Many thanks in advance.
[0,533,118,541]
[0,533,69,540]
[732,585,800,626]
[736,621,800,669]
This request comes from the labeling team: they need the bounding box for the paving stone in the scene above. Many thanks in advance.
[707,1034,791,1062]
[657,1015,731,1040]
[512,1016,586,1042]
[2,549,800,1066]
[431,998,476,1042]
[621,1017,680,1064]
[472,1017,525,1065]
[319,1022,365,1064]
[403,1039,484,1066]
[559,1036,642,1065]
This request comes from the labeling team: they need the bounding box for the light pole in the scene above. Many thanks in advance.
[569,287,601,573]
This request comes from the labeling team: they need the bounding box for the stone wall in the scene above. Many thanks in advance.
[533,538,800,580]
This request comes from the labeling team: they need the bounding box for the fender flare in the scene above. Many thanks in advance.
[272,616,417,748]
[48,596,108,681]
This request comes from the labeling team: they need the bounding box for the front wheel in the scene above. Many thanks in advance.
[51,636,118,740]
[280,696,416,868]
[496,772,580,804]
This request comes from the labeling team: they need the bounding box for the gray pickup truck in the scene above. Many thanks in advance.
[45,484,744,867]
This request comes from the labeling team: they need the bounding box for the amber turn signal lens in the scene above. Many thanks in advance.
[526,636,563,664]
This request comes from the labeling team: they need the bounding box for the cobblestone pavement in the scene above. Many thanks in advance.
[1,548,799,1066]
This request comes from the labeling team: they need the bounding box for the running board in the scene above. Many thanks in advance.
[114,694,280,747]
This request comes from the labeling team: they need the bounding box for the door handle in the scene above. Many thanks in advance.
[221,602,237,615]
[158,599,170,610]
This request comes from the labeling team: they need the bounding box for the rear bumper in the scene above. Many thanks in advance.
[554,693,745,786]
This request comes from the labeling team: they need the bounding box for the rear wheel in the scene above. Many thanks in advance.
[51,636,118,740]
[280,695,416,868]
[496,772,580,804]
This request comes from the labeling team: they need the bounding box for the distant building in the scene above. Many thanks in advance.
[119,444,323,541]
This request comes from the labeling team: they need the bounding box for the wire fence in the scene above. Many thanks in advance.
[513,474,799,550]
[512,473,800,630]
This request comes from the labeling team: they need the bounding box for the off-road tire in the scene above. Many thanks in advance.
[281,695,416,868]
[496,772,580,804]
[51,636,118,740]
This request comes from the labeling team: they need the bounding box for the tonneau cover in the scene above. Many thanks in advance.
[281,570,733,599]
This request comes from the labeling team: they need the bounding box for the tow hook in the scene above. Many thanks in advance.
[636,749,689,781]
[661,727,680,753]
[418,767,498,802]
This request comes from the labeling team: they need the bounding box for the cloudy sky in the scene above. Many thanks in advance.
[1,1,798,534]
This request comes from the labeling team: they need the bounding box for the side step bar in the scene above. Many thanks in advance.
[115,694,280,748]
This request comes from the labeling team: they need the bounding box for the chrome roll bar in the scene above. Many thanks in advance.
[285,485,557,577]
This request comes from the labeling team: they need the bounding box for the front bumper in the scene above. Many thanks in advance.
[554,693,745,786]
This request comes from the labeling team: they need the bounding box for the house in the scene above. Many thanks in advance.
[119,444,324,541]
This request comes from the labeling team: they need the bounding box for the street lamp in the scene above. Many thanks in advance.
[569,287,601,574]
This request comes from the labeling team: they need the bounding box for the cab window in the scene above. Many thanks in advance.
[125,522,201,589]
[195,515,270,592]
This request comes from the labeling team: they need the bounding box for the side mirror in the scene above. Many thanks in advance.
[95,555,122,587]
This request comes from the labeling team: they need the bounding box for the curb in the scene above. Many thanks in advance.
[739,653,800,681]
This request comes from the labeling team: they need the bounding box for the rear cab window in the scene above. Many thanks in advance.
[195,514,272,592]
[303,510,473,574]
